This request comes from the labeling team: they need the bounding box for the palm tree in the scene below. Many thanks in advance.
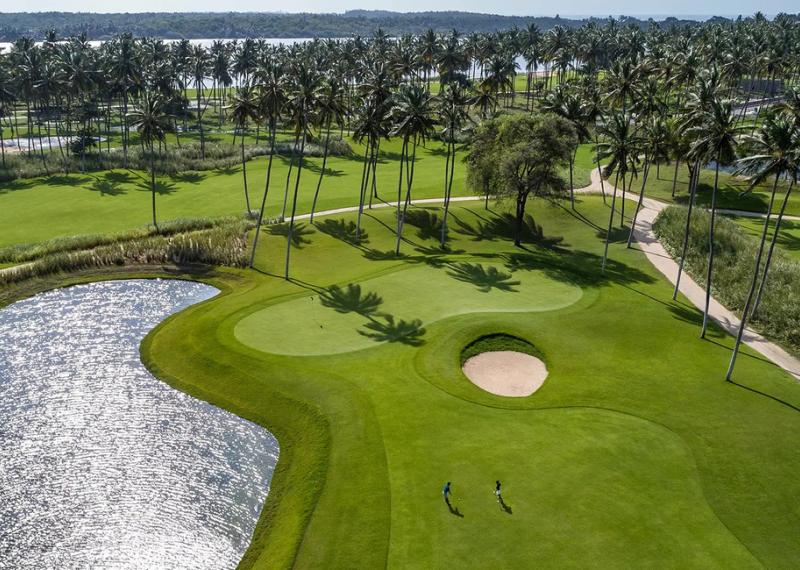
[352,98,389,241]
[542,86,590,209]
[437,84,471,247]
[685,97,743,337]
[726,116,799,381]
[127,92,172,231]
[310,77,347,223]
[597,112,640,271]
[283,63,321,280]
[742,115,800,318]
[228,84,260,215]
[391,84,435,255]
[190,45,210,159]
[627,116,669,248]
[249,64,286,268]
[672,71,722,300]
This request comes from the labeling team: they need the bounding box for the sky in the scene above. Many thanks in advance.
[3,1,796,17]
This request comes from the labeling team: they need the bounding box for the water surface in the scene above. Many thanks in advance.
[0,279,279,569]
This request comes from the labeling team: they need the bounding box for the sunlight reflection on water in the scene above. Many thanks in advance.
[0,279,279,569]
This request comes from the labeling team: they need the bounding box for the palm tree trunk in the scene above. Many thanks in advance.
[196,87,205,160]
[594,134,606,204]
[371,139,381,201]
[0,123,5,169]
[395,135,408,248]
[309,118,332,223]
[281,129,301,221]
[671,160,680,197]
[356,140,372,240]
[673,160,700,300]
[701,158,722,338]
[150,145,158,231]
[249,119,277,268]
[241,134,251,214]
[284,119,307,280]
[395,137,419,255]
[568,147,576,209]
[627,159,650,248]
[441,138,456,248]
[751,178,794,317]
[725,173,781,381]
[601,169,621,272]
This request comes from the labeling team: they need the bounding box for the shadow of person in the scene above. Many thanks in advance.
[445,498,464,518]
[498,495,513,514]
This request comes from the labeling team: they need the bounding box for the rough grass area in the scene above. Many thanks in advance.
[0,218,250,287]
[460,333,542,365]
[0,217,238,264]
[0,138,353,181]
[654,205,800,353]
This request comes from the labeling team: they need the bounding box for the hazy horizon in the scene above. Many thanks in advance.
[1,5,794,18]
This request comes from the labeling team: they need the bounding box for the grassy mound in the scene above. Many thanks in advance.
[654,205,800,353]
[460,333,542,365]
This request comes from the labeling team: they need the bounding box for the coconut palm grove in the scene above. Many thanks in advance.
[2,10,800,568]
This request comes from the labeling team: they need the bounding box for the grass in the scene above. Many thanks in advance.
[0,139,596,250]
[644,161,800,217]
[116,194,800,567]
[733,216,800,260]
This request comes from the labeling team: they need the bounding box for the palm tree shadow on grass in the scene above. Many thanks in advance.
[446,262,521,292]
[267,222,315,248]
[405,208,443,241]
[503,248,654,288]
[358,315,426,346]
[597,225,630,244]
[319,283,382,316]
[316,218,368,245]
[172,171,207,183]
[104,170,135,184]
[88,176,126,196]
[136,179,178,195]
[43,174,90,187]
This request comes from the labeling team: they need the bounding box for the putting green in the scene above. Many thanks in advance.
[234,262,583,355]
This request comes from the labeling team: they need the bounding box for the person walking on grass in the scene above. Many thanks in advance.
[443,481,452,505]
[495,480,502,500]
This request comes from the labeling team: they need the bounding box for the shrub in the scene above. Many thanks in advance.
[653,205,800,353]
[461,333,543,365]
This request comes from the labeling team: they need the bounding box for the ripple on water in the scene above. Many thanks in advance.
[0,279,279,570]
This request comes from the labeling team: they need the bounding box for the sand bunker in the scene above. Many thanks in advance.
[462,351,548,397]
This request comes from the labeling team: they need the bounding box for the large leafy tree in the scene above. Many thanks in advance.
[466,113,576,247]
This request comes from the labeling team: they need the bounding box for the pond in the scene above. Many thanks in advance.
[0,279,279,569]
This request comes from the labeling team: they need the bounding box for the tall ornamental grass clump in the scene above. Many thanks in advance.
[0,138,352,182]
[0,219,251,287]
[654,205,800,353]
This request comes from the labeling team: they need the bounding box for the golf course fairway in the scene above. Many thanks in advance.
[111,196,800,567]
